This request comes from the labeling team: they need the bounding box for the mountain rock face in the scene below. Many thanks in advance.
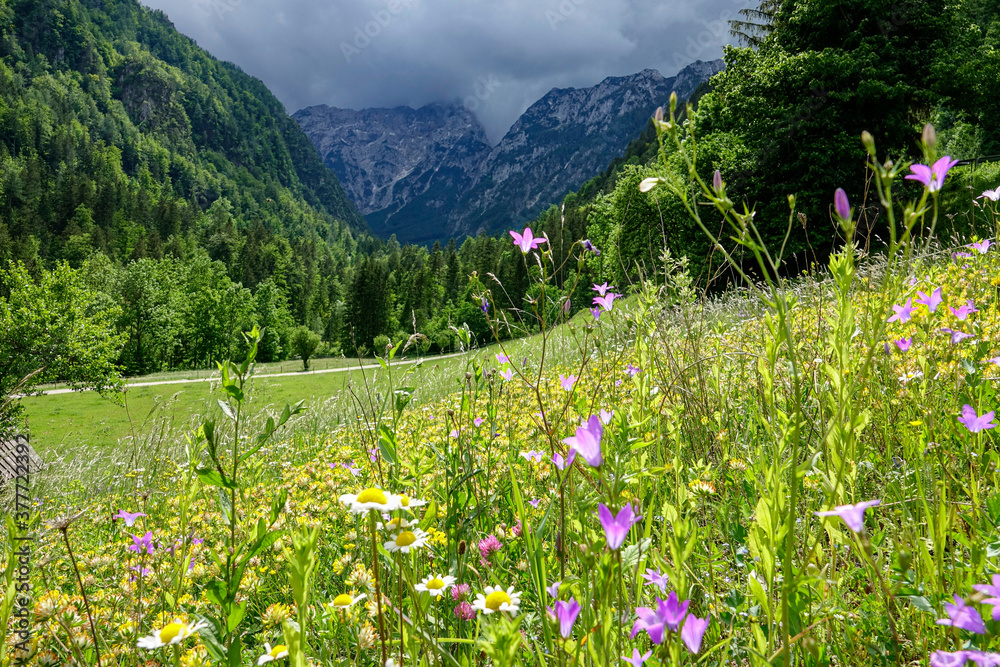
[295,59,724,243]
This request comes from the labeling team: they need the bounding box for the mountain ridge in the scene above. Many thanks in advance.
[294,59,724,243]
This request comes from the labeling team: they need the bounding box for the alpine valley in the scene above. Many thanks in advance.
[293,59,724,243]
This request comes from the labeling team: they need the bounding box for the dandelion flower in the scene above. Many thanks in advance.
[472,586,522,615]
[137,619,207,649]
[415,574,456,597]
[257,643,288,665]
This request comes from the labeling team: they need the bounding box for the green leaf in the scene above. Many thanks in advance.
[218,487,233,524]
[196,615,226,661]
[218,399,235,421]
[748,573,770,616]
[227,601,247,633]
[621,537,652,569]
[196,467,237,490]
[378,424,398,465]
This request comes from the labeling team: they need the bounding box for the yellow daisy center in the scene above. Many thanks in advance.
[159,623,183,644]
[426,578,445,590]
[356,488,387,504]
[484,591,511,611]
[387,518,401,529]
[399,494,410,506]
[270,645,287,658]
[395,531,416,547]
[333,594,354,607]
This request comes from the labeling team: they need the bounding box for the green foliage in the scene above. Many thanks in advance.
[291,325,321,371]
[0,259,124,430]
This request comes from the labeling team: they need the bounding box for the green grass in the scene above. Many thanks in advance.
[19,305,610,459]
[21,356,451,456]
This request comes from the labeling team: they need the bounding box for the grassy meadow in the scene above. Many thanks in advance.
[5,117,1000,667]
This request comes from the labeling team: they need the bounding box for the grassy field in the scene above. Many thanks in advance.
[19,319,599,458]
[20,355,456,456]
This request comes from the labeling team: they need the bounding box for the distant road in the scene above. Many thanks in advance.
[32,351,469,396]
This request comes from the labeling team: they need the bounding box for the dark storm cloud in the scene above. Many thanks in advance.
[142,0,746,143]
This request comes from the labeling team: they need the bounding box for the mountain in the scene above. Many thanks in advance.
[295,60,724,243]
[0,0,365,272]
[293,103,491,241]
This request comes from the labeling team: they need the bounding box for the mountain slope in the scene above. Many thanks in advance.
[296,60,723,244]
[0,0,365,269]
[293,102,491,241]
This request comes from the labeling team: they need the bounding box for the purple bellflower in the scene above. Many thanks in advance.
[888,298,914,323]
[936,595,987,634]
[906,156,960,192]
[551,599,581,638]
[958,404,997,433]
[598,502,642,551]
[814,499,881,533]
[916,287,943,313]
[116,510,146,527]
[562,415,603,467]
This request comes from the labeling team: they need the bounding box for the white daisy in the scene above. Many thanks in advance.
[257,643,289,665]
[472,586,521,615]
[398,494,427,510]
[383,529,429,553]
[329,592,367,610]
[136,619,207,649]
[414,574,456,597]
[377,516,411,532]
[339,488,402,514]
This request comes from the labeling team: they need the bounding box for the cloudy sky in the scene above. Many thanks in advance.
[142,0,746,143]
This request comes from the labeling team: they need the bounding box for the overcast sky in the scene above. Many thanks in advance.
[142,0,747,144]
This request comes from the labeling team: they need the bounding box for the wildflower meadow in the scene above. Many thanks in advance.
[7,98,1000,667]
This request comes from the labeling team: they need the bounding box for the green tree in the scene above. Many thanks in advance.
[291,326,321,371]
[0,261,125,432]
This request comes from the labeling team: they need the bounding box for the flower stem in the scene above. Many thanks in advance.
[369,513,388,665]
[61,527,102,667]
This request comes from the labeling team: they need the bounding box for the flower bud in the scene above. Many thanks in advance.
[834,188,850,222]
[861,130,875,155]
[787,194,796,209]
[669,91,677,113]
[654,106,664,123]
[713,170,723,194]
[922,124,936,150]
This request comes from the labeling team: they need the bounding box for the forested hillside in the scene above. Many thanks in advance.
[519,0,1000,291]
[0,0,524,374]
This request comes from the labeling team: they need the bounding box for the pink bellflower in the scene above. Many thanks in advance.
[681,614,710,654]
[559,374,577,391]
[510,227,546,253]
[623,649,653,667]
[552,449,577,471]
[834,188,851,221]
[973,574,1000,621]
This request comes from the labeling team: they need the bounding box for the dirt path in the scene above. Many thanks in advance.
[34,351,469,396]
